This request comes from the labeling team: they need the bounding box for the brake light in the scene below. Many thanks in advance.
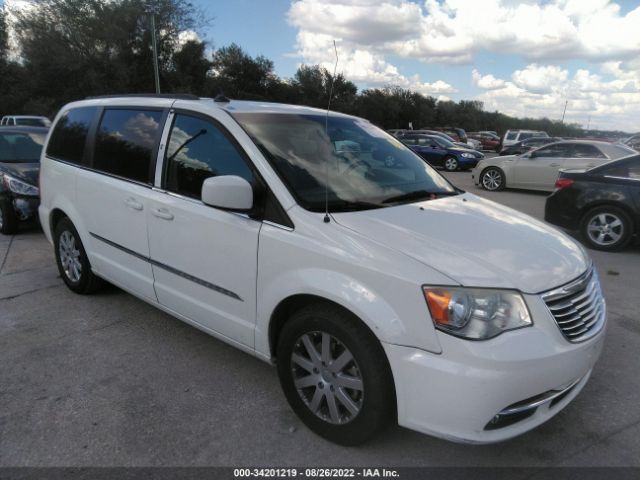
[555,178,574,190]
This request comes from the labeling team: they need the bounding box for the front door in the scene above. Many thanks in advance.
[147,111,261,347]
[513,143,572,189]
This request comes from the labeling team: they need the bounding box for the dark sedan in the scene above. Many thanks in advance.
[500,136,562,156]
[0,127,47,234]
[545,155,640,251]
[400,133,484,171]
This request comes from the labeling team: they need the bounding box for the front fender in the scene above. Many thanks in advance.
[256,267,406,358]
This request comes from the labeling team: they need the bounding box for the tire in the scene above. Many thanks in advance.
[480,167,506,191]
[276,303,395,445]
[54,217,105,294]
[0,198,19,235]
[443,156,459,171]
[580,206,633,251]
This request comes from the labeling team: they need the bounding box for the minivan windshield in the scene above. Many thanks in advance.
[232,113,457,212]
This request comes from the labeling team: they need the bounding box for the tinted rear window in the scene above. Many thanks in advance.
[47,107,98,164]
[506,132,517,140]
[15,118,47,127]
[92,109,162,183]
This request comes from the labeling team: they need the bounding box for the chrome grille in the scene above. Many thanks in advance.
[542,268,606,343]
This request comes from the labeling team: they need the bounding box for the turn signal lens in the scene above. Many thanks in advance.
[424,289,453,325]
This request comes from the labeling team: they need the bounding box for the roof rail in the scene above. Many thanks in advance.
[85,93,200,100]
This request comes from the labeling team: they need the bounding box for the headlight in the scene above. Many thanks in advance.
[2,174,39,196]
[461,152,474,158]
[423,287,532,340]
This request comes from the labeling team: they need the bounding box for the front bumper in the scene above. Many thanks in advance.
[1,193,39,221]
[384,293,605,443]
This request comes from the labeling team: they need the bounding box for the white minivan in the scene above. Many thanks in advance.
[39,95,606,445]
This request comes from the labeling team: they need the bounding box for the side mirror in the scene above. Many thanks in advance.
[201,175,253,212]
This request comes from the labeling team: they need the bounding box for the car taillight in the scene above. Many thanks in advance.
[555,178,574,189]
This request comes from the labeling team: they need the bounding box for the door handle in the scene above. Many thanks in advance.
[124,197,143,211]
[549,163,561,167]
[152,207,174,221]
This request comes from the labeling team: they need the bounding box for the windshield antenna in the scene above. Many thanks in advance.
[323,40,339,223]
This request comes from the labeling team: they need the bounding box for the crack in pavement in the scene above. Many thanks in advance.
[0,235,15,274]
[0,284,63,301]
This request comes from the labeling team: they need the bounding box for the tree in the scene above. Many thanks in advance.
[10,0,206,113]
[291,64,357,112]
[210,43,277,99]
[167,39,211,94]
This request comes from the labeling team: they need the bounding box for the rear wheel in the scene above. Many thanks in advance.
[276,303,395,445]
[581,206,633,251]
[480,167,506,191]
[0,199,18,235]
[54,217,105,293]
[444,156,459,171]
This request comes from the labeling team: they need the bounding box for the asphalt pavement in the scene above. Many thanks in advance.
[1,167,639,467]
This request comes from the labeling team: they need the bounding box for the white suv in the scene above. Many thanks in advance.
[502,129,548,148]
[39,95,606,445]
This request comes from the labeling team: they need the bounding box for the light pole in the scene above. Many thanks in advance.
[146,2,161,94]
[561,100,568,123]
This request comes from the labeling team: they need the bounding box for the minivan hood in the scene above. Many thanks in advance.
[332,193,588,293]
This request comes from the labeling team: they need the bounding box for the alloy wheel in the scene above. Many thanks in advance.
[482,169,503,190]
[445,158,458,171]
[290,331,364,425]
[586,213,624,247]
[58,230,82,282]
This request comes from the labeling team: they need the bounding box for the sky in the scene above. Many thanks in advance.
[193,0,640,132]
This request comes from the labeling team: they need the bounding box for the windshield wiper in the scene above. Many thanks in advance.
[325,200,385,212]
[382,190,458,204]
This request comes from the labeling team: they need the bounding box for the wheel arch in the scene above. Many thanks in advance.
[480,165,507,188]
[268,294,382,361]
[580,201,638,233]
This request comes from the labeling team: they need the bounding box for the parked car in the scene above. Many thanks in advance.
[622,134,640,152]
[545,155,639,251]
[400,133,484,171]
[502,129,548,148]
[469,132,500,151]
[480,130,498,137]
[400,129,473,151]
[499,136,563,156]
[466,137,483,151]
[386,129,407,138]
[0,126,48,234]
[424,126,468,144]
[473,141,635,192]
[1,115,52,128]
[40,95,605,445]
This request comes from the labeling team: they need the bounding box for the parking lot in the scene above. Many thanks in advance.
[1,167,639,467]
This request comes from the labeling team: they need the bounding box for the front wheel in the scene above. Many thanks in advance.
[444,156,459,171]
[276,303,395,445]
[480,167,506,191]
[54,217,105,294]
[581,206,633,251]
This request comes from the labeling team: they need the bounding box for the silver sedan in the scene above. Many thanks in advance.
[472,140,636,192]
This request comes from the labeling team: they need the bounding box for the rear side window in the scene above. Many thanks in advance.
[534,144,573,158]
[506,132,517,140]
[164,113,254,199]
[47,107,97,164]
[93,109,163,184]
[570,144,606,159]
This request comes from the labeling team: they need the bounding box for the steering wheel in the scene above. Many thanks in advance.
[344,159,372,174]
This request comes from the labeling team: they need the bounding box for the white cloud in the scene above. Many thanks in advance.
[474,64,640,130]
[511,64,569,94]
[472,69,505,90]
